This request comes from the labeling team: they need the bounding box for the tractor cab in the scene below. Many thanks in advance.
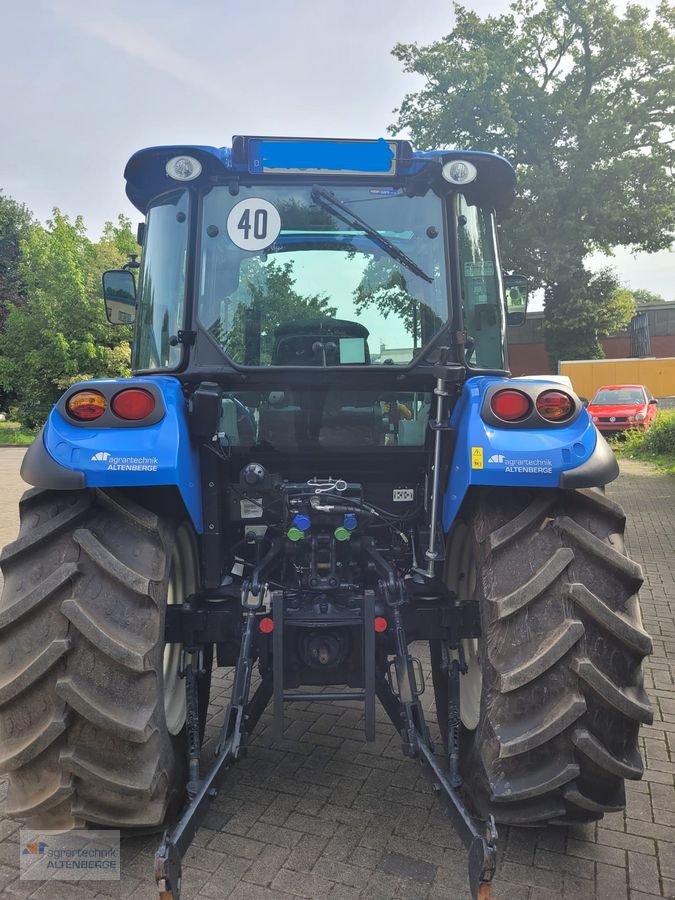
[106,137,519,387]
[103,137,523,490]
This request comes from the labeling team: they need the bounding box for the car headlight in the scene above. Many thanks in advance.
[628,415,635,422]
[592,416,598,423]
[636,412,645,421]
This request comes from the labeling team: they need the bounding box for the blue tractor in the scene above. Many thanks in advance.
[0,137,653,898]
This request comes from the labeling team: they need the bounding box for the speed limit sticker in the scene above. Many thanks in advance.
[227,198,281,251]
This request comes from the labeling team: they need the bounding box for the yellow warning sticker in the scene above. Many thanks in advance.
[471,447,484,470]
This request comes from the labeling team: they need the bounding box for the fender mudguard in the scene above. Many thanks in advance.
[21,376,203,532]
[442,376,618,531]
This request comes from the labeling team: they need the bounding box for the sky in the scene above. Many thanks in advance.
[1,0,672,302]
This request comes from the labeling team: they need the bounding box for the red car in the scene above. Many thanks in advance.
[587,384,658,434]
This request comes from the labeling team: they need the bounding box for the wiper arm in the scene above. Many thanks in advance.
[310,186,433,284]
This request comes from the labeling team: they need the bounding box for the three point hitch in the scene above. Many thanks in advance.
[154,581,497,900]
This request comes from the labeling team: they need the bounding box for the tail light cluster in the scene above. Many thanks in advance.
[67,388,156,422]
[490,388,575,424]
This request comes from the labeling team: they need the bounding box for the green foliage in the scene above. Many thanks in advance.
[391,0,675,358]
[623,409,675,455]
[352,257,442,352]
[353,259,415,331]
[631,288,670,305]
[0,192,33,411]
[543,267,635,365]
[0,211,135,428]
[0,191,33,329]
[0,421,36,446]
[620,410,675,474]
[222,259,336,364]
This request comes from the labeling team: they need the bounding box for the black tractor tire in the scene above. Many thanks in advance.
[0,487,211,830]
[431,487,653,826]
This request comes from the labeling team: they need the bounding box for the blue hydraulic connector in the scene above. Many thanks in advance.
[343,513,358,531]
[292,514,311,532]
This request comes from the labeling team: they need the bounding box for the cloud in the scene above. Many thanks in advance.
[48,0,220,99]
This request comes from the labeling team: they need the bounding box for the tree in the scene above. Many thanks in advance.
[352,256,442,352]
[221,258,337,364]
[0,191,33,331]
[391,0,675,366]
[543,267,635,363]
[0,192,33,411]
[0,212,135,428]
[631,288,670,305]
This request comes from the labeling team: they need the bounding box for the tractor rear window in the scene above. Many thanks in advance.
[197,185,450,367]
[216,388,433,450]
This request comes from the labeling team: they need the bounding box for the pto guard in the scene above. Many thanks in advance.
[21,376,203,532]
[442,376,619,531]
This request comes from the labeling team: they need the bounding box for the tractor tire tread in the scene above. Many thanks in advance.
[459,487,651,825]
[0,487,185,829]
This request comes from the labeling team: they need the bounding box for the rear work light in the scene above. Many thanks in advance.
[536,390,574,421]
[111,389,156,421]
[490,389,531,422]
[66,390,107,421]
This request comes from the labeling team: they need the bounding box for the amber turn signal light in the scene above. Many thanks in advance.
[536,390,574,421]
[66,390,107,421]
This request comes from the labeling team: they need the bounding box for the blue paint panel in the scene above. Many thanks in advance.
[42,376,203,532]
[442,376,599,531]
[248,139,395,174]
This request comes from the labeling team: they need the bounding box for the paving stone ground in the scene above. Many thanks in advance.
[0,449,673,899]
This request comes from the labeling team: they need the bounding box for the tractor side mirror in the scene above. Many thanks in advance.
[504,274,528,327]
[102,269,137,325]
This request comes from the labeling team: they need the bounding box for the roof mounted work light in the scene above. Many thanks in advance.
[166,156,202,181]
[442,160,478,185]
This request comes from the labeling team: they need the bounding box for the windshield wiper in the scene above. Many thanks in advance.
[310,186,433,284]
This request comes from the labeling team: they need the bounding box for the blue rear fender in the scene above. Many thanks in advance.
[22,376,203,532]
[442,376,618,532]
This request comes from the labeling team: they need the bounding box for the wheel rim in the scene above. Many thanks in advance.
[445,522,482,731]
[163,527,196,735]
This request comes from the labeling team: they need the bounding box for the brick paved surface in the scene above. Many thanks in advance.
[0,449,673,899]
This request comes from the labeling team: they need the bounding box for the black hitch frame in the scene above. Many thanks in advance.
[154,581,497,900]
[374,585,497,898]
[155,599,272,899]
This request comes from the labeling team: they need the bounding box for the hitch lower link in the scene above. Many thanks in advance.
[376,584,498,899]
[155,591,271,900]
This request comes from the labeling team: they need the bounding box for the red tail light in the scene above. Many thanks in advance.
[111,389,156,421]
[66,390,107,421]
[258,617,274,634]
[374,616,388,633]
[490,389,531,422]
[536,390,574,421]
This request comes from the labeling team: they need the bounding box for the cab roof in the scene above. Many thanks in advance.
[123,137,517,213]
